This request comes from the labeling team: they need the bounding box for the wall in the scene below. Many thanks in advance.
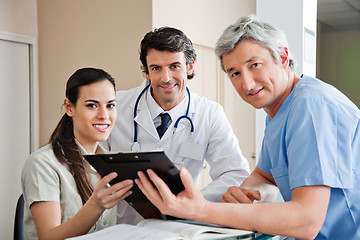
[152,0,256,48]
[37,0,152,145]
[318,31,360,107]
[37,0,257,164]
[152,0,257,168]
[0,0,38,37]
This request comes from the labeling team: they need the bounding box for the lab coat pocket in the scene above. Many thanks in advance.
[178,141,205,161]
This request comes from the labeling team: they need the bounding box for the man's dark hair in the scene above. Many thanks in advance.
[139,27,197,79]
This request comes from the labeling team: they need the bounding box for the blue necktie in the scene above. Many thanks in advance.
[156,113,171,138]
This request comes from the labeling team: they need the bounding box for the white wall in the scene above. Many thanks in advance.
[256,0,317,77]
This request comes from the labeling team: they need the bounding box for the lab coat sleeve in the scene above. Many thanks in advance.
[200,104,250,202]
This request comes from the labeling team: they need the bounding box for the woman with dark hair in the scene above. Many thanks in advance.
[21,67,133,240]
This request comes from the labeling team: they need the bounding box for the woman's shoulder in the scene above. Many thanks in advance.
[28,143,54,158]
[24,144,58,168]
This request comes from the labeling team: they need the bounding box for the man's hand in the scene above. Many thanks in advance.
[135,168,208,221]
[222,186,261,203]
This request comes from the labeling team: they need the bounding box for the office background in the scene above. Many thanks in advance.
[1,0,359,239]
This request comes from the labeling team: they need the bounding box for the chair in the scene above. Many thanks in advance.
[14,194,25,240]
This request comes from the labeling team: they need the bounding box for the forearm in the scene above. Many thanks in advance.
[37,200,105,240]
[194,200,320,240]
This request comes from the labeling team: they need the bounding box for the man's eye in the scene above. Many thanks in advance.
[231,72,240,78]
[251,62,260,68]
[171,65,180,69]
[151,66,160,71]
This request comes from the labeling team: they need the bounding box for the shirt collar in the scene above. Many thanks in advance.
[146,87,188,121]
[74,138,106,155]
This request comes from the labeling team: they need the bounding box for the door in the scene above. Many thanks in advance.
[0,38,31,239]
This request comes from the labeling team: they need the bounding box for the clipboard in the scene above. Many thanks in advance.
[83,151,184,218]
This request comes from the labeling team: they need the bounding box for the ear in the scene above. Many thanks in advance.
[279,47,289,69]
[187,59,195,75]
[64,98,74,117]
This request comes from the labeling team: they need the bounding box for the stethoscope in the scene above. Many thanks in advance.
[131,83,194,152]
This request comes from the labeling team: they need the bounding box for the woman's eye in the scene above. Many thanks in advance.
[86,104,97,109]
[107,103,116,109]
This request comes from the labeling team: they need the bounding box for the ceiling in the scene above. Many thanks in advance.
[317,0,360,32]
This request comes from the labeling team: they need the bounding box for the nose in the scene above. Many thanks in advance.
[161,69,171,82]
[241,72,256,91]
[97,106,109,120]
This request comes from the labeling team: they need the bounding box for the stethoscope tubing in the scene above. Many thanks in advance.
[174,87,194,132]
[133,84,151,143]
[133,84,194,147]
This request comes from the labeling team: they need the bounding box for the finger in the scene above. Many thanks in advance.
[146,169,174,198]
[99,172,118,186]
[109,179,133,193]
[93,172,118,194]
[109,184,133,201]
[96,176,133,201]
[245,189,261,201]
[136,171,163,203]
[106,180,133,198]
[102,189,133,209]
[223,187,253,203]
[235,192,253,204]
[222,187,245,203]
[178,168,198,198]
[222,192,239,203]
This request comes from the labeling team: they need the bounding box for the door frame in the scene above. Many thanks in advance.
[0,31,39,151]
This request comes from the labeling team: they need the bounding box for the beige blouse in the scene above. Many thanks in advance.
[21,141,116,240]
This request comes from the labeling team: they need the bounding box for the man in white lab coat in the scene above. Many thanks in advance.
[105,27,250,223]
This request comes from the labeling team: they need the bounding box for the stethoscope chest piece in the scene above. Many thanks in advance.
[131,142,141,152]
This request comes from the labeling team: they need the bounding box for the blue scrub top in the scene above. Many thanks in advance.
[258,75,360,239]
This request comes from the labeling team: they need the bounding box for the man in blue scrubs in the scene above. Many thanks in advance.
[135,15,360,239]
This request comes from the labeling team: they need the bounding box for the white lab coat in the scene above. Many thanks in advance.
[105,81,250,223]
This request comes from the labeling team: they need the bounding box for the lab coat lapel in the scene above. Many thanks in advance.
[164,89,196,137]
[134,96,159,140]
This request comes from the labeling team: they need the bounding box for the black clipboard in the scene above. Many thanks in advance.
[84,151,184,219]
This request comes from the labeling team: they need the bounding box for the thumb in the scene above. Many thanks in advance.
[179,168,198,196]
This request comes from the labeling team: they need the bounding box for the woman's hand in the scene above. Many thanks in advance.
[89,172,133,211]
[135,168,208,221]
[31,172,133,240]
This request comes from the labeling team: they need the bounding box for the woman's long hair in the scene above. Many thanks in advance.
[49,68,115,204]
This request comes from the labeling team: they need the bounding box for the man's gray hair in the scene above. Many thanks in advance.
[215,14,295,71]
